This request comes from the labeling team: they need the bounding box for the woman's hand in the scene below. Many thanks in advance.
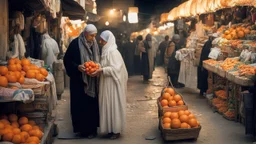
[78,65,86,72]
[91,68,103,77]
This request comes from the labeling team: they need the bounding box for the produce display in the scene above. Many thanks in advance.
[219,58,241,71]
[162,110,200,129]
[203,57,255,81]
[84,61,100,75]
[160,88,185,108]
[0,58,48,88]
[221,24,251,40]
[0,114,43,144]
[204,59,220,65]
[238,64,256,76]
[215,90,227,100]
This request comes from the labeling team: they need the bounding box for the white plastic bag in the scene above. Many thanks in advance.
[208,47,221,59]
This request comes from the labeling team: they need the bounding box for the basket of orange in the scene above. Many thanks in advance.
[84,61,100,75]
[159,110,201,141]
[157,87,188,117]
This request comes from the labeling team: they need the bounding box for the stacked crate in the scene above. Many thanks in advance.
[17,83,52,126]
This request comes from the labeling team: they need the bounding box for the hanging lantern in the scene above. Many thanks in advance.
[128,7,139,23]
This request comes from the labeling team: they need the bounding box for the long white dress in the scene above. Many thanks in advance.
[99,49,128,134]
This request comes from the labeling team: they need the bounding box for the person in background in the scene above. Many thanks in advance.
[134,35,143,75]
[91,30,128,139]
[197,35,216,96]
[63,24,100,139]
[41,31,60,69]
[8,25,26,59]
[152,36,159,69]
[158,35,169,66]
[165,34,184,88]
[123,38,136,76]
[140,34,154,83]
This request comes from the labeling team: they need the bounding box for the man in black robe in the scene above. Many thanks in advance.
[123,39,135,76]
[197,35,215,96]
[64,24,100,138]
[158,35,169,66]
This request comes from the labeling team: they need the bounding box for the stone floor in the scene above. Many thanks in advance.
[53,67,254,144]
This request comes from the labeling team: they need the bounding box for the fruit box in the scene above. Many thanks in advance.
[157,97,188,117]
[159,118,201,141]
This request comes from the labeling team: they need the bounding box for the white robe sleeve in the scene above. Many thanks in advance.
[41,42,48,60]
[11,35,19,58]
[102,50,124,81]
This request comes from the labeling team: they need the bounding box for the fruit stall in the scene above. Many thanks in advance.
[0,58,58,144]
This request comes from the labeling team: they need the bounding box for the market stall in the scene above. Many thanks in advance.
[158,0,256,140]
[0,58,58,144]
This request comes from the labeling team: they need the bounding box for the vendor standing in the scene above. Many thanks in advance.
[197,35,216,96]
[41,31,60,69]
[165,34,184,88]
[64,24,100,138]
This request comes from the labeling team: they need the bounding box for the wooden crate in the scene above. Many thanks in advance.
[157,97,188,117]
[159,119,201,141]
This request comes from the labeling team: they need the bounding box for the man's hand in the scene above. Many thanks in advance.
[78,65,86,72]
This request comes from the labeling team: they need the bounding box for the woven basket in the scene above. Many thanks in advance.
[159,119,201,141]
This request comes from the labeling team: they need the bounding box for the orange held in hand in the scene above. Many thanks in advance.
[84,61,100,75]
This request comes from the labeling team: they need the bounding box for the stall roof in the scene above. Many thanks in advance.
[9,0,46,13]
[61,0,86,20]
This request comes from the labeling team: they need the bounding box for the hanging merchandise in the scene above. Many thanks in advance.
[176,48,198,89]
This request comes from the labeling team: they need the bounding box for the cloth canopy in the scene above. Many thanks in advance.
[61,0,86,20]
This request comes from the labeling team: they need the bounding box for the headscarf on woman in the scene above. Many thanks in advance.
[100,30,117,57]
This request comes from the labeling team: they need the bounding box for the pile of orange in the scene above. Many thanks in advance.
[222,25,251,40]
[84,61,100,75]
[0,58,49,88]
[160,87,185,108]
[0,114,43,144]
[162,110,200,129]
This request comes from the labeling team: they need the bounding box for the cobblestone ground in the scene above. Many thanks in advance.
[53,67,254,144]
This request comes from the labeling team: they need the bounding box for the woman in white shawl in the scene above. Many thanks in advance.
[8,25,26,59]
[92,30,128,139]
[41,32,60,69]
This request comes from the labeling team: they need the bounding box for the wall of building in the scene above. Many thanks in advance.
[0,0,8,60]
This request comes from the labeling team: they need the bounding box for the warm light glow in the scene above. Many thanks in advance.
[123,15,127,22]
[146,29,150,33]
[140,32,144,35]
[128,12,138,23]
[153,31,159,35]
[105,21,109,26]
[109,9,115,15]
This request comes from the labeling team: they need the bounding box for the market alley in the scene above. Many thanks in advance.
[53,67,253,144]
